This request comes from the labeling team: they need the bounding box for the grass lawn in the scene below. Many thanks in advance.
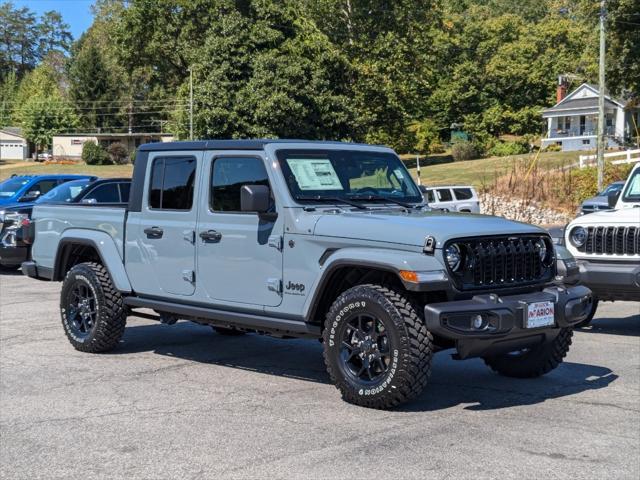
[406,150,583,187]
[0,162,134,181]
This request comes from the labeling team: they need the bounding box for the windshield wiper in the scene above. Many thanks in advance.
[348,194,417,209]
[296,195,369,210]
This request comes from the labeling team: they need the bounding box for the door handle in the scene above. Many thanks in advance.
[199,230,222,242]
[144,226,164,239]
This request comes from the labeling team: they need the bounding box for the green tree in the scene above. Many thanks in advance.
[607,0,640,98]
[19,95,78,156]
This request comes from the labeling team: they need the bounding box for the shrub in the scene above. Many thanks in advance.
[544,143,562,152]
[571,163,633,204]
[82,141,111,165]
[107,142,129,164]
[129,149,137,165]
[451,141,478,161]
[488,140,529,157]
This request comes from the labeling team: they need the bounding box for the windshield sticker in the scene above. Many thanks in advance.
[286,158,343,190]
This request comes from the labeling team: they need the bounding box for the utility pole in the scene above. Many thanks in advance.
[189,67,193,141]
[128,100,133,135]
[596,0,606,192]
[416,155,421,185]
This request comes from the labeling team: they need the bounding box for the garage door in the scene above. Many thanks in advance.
[0,141,26,160]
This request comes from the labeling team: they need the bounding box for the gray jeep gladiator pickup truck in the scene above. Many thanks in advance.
[23,140,592,409]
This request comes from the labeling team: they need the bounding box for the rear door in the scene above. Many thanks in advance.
[128,152,201,297]
[435,188,457,211]
[195,153,283,307]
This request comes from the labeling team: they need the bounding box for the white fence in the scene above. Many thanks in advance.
[579,148,640,168]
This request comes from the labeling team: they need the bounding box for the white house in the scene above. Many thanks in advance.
[0,127,29,160]
[541,82,639,151]
[51,132,174,160]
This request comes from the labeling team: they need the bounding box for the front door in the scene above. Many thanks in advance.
[130,153,200,297]
[196,154,283,307]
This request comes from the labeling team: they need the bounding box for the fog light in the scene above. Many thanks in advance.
[472,314,484,329]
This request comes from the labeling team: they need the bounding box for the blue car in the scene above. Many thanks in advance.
[0,174,93,207]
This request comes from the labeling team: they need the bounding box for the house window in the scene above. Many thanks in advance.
[564,117,571,130]
[582,139,590,145]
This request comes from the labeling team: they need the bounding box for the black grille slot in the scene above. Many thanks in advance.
[584,225,639,255]
[447,235,553,291]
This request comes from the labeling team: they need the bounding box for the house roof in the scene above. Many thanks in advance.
[542,83,625,116]
[0,126,25,139]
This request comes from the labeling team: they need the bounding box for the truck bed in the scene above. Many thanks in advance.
[30,204,127,271]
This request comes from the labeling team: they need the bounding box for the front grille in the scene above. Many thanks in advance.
[580,226,639,255]
[445,235,554,291]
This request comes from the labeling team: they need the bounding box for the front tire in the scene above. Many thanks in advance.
[483,328,573,378]
[323,284,433,409]
[60,262,126,353]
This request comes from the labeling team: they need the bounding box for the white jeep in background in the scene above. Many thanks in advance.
[418,185,480,213]
[564,162,640,326]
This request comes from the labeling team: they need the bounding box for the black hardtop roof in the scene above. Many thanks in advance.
[138,139,382,152]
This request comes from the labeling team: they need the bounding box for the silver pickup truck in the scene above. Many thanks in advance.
[23,140,591,409]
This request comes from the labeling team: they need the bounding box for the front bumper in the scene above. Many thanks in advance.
[577,259,640,301]
[424,285,592,359]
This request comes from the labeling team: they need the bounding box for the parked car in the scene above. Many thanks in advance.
[0,174,91,207]
[564,162,640,326]
[23,140,591,409]
[36,151,53,162]
[419,185,480,213]
[0,177,130,270]
[579,181,625,215]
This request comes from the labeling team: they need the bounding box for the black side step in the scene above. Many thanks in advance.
[123,296,320,338]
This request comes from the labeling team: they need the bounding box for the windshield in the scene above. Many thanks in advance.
[35,179,91,204]
[276,149,422,204]
[0,178,29,197]
[621,168,640,203]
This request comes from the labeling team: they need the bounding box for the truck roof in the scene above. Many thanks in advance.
[138,139,380,152]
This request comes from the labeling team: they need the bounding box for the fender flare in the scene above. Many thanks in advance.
[53,230,132,293]
[303,247,448,321]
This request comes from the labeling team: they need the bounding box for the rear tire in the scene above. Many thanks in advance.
[323,284,433,409]
[483,328,573,378]
[60,262,126,353]
[575,298,599,328]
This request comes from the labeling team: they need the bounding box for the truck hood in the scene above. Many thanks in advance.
[313,209,544,247]
[569,207,640,226]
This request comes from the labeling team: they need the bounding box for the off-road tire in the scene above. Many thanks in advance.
[213,326,246,336]
[60,262,126,353]
[323,284,433,409]
[575,298,599,328]
[483,328,573,378]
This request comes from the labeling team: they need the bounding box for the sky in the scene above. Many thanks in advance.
[14,0,95,40]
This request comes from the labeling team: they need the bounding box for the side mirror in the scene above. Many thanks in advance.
[241,184,271,213]
[20,190,40,202]
[607,190,620,208]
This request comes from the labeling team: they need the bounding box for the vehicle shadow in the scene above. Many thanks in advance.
[0,267,22,276]
[577,313,640,337]
[117,320,617,412]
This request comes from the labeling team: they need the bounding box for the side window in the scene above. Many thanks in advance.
[453,188,473,200]
[426,190,435,203]
[437,188,453,202]
[149,156,196,210]
[211,157,269,212]
[28,180,57,195]
[119,183,131,203]
[85,183,120,203]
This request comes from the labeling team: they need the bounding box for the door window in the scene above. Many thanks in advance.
[437,188,453,201]
[453,188,473,200]
[85,183,120,203]
[149,156,196,210]
[425,189,435,203]
[210,157,270,212]
[28,180,58,195]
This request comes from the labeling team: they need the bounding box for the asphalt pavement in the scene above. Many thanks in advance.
[1,271,639,479]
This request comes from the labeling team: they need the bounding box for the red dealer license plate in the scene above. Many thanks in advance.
[526,301,555,328]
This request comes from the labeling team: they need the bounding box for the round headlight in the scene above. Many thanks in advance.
[570,227,587,247]
[445,244,462,271]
